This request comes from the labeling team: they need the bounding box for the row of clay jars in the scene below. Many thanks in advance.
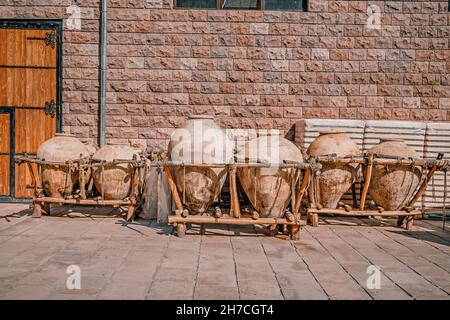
[37,134,140,200]
[307,132,421,211]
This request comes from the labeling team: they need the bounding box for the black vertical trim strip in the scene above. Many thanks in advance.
[10,110,15,199]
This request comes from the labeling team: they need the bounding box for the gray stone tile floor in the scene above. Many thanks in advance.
[0,204,449,300]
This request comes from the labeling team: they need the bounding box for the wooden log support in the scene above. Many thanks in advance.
[126,204,136,222]
[168,214,306,227]
[408,155,443,208]
[32,201,42,218]
[360,154,374,210]
[29,197,132,206]
[163,165,183,212]
[308,208,421,217]
[229,166,241,218]
[79,161,86,200]
[406,215,414,230]
[176,223,186,238]
[398,153,444,226]
[294,168,311,214]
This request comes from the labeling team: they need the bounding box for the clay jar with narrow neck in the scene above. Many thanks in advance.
[37,133,90,198]
[307,131,360,209]
[236,132,303,218]
[368,139,421,210]
[168,116,233,214]
[92,143,141,200]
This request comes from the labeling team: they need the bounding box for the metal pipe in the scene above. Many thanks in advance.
[99,0,108,147]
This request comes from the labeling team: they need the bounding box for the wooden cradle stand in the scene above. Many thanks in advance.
[306,153,446,230]
[15,154,145,220]
[151,161,318,240]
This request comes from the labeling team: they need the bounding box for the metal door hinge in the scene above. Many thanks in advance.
[44,31,57,49]
[27,31,57,49]
[44,100,56,118]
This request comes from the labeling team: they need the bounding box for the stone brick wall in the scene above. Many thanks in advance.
[1,0,449,149]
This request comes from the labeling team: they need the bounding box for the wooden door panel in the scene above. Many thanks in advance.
[0,113,10,196]
[0,69,56,107]
[0,29,56,67]
[0,113,9,153]
[15,109,56,154]
[14,162,36,198]
[0,156,9,196]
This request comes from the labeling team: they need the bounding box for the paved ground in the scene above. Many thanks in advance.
[0,204,449,300]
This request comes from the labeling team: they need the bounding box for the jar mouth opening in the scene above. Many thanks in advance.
[55,133,75,137]
[319,129,348,135]
[107,142,130,146]
[257,131,282,137]
[379,138,405,143]
[188,115,214,120]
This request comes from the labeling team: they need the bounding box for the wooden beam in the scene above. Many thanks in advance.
[308,208,420,217]
[33,197,132,205]
[229,166,241,218]
[163,165,183,211]
[168,215,306,226]
[359,153,374,210]
[294,168,311,214]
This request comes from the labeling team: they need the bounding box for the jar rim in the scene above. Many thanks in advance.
[318,129,348,135]
[55,133,76,137]
[188,115,214,120]
[379,138,405,143]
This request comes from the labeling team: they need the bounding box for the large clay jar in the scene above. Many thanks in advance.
[237,132,303,218]
[168,116,233,214]
[307,131,360,209]
[368,139,421,210]
[92,143,141,200]
[37,133,90,198]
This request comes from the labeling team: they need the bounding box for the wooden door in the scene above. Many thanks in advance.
[0,23,60,201]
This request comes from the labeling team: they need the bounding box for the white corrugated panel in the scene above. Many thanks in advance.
[363,120,426,155]
[423,122,450,209]
[295,119,366,151]
[363,120,426,208]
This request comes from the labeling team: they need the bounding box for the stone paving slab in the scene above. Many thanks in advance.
[0,204,449,300]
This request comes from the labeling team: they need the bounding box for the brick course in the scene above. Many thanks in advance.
[1,0,449,149]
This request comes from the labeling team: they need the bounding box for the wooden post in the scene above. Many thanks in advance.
[32,201,42,218]
[294,168,311,214]
[408,161,441,208]
[157,167,161,222]
[360,154,374,210]
[398,154,443,227]
[126,204,136,222]
[229,166,241,218]
[405,215,414,230]
[308,171,320,227]
[164,165,183,212]
[79,161,86,200]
